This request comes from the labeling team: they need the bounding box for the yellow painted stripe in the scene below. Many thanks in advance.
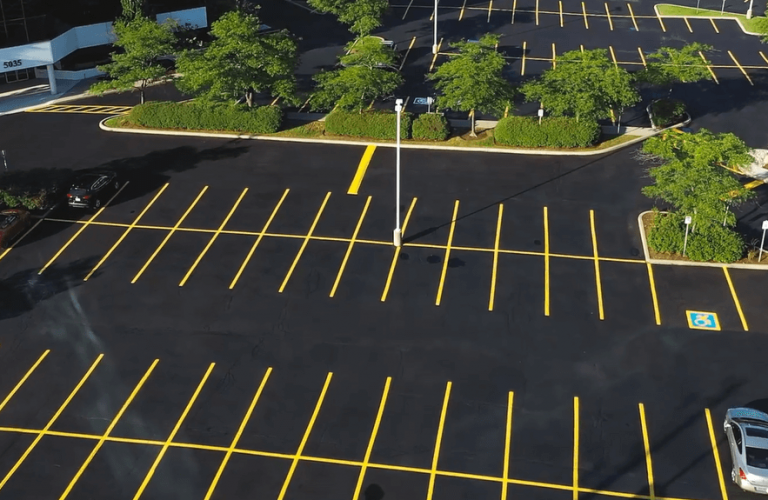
[204,367,272,500]
[426,382,452,500]
[0,354,103,491]
[710,17,719,33]
[760,51,768,66]
[609,46,618,69]
[544,206,550,316]
[436,200,460,306]
[522,41,527,75]
[380,197,417,301]
[279,192,331,293]
[639,47,647,69]
[352,377,391,500]
[348,145,376,195]
[656,10,666,31]
[744,179,764,189]
[628,3,639,30]
[429,38,444,72]
[728,50,753,85]
[535,0,539,25]
[605,3,614,30]
[639,403,655,500]
[0,351,49,414]
[646,263,661,325]
[59,359,159,499]
[700,51,719,84]
[277,373,333,500]
[582,2,589,29]
[489,204,503,311]
[399,36,417,71]
[573,397,579,500]
[590,210,605,320]
[501,392,513,500]
[488,0,493,21]
[559,1,564,27]
[723,267,748,331]
[330,196,372,297]
[511,0,517,23]
[684,17,693,32]
[132,363,215,500]
[706,408,729,500]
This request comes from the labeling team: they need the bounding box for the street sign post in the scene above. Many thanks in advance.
[760,220,768,262]
[1,150,6,172]
[683,216,692,256]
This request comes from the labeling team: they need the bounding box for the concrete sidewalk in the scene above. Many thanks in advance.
[0,77,97,116]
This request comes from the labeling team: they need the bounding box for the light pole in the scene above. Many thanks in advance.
[433,0,438,55]
[0,150,6,172]
[747,0,754,19]
[721,0,726,14]
[683,215,692,256]
[394,98,403,247]
[760,220,768,262]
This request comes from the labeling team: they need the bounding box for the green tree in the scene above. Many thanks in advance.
[520,48,639,124]
[311,36,403,112]
[175,10,298,107]
[427,34,514,136]
[308,0,388,37]
[639,129,755,261]
[89,16,176,104]
[120,0,144,19]
[639,42,714,93]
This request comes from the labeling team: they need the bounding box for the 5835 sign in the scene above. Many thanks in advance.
[3,59,22,69]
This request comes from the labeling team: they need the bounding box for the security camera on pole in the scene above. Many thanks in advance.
[683,216,692,256]
[393,98,403,247]
[760,220,768,262]
[433,0,439,55]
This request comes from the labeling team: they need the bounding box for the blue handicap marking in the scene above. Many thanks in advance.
[413,97,429,105]
[686,310,721,331]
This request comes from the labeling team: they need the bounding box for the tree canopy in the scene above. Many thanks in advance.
[427,34,514,136]
[89,16,176,104]
[638,42,714,89]
[174,10,298,106]
[307,0,388,37]
[520,48,639,123]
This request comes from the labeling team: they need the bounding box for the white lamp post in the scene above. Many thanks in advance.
[683,215,692,256]
[760,220,768,262]
[394,98,403,247]
[433,0,438,54]
[747,0,754,19]
[721,0,726,14]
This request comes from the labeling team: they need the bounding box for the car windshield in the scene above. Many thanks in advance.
[0,214,17,229]
[747,427,768,439]
[747,447,768,469]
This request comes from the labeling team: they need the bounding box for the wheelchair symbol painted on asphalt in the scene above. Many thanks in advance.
[686,311,721,331]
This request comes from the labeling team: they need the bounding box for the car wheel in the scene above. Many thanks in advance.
[94,199,102,209]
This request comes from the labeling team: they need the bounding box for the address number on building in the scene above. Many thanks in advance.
[2,59,22,69]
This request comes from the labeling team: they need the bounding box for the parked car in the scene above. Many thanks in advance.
[0,208,31,248]
[67,171,121,209]
[724,407,768,494]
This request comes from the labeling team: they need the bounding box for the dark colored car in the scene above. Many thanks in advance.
[67,171,121,209]
[0,209,31,249]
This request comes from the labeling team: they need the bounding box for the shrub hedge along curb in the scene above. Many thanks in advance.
[412,113,450,141]
[127,101,283,134]
[494,116,600,148]
[325,110,413,139]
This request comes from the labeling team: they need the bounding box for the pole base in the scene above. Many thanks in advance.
[747,7,753,18]
[432,44,438,55]
[393,228,402,247]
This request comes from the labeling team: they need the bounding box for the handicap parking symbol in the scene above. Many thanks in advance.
[686,311,721,331]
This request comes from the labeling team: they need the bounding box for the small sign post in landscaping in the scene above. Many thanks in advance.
[760,220,768,262]
[1,150,6,172]
[683,215,692,256]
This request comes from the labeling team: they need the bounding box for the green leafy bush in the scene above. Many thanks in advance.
[647,211,685,254]
[686,225,744,263]
[493,116,600,148]
[325,110,412,139]
[127,101,283,134]
[650,99,686,129]
[0,169,69,210]
[412,113,450,141]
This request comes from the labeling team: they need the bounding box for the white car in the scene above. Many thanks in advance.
[725,408,768,494]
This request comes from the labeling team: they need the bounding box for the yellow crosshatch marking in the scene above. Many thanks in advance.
[28,104,133,115]
[0,349,746,500]
[686,311,721,331]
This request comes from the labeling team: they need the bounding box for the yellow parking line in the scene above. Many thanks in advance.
[459,0,467,20]
[39,181,129,274]
[536,0,539,25]
[580,44,585,52]
[646,263,661,325]
[710,18,719,33]
[59,359,158,500]
[582,2,589,29]
[609,46,618,69]
[684,17,693,32]
[435,200,459,306]
[638,47,647,69]
[760,51,768,65]
[521,41,527,75]
[132,363,214,500]
[277,372,333,500]
[229,189,289,289]
[656,10,666,31]
[0,351,49,413]
[298,96,312,112]
[84,183,168,281]
[501,391,513,500]
[427,382,452,500]
[745,179,764,189]
[348,145,376,195]
[628,3,639,30]
[544,206,550,316]
[132,186,207,283]
[573,397,579,500]
[279,192,331,293]
[706,409,730,500]
[700,51,719,84]
[0,204,51,262]
[330,196,372,297]
[0,354,103,492]
[723,267,749,331]
[552,43,557,69]
[381,197,417,301]
[204,367,272,500]
[559,1,564,27]
[352,377,391,500]
[399,36,416,71]
[179,188,248,287]
[402,0,414,19]
[605,3,613,30]
[639,403,655,500]
[489,204,503,311]
[429,37,444,72]
[511,0,517,23]
[728,50,753,85]
[590,211,604,320]
[488,0,493,21]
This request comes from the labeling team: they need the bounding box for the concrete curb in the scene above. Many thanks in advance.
[98,116,662,156]
[637,210,768,270]
[654,4,764,36]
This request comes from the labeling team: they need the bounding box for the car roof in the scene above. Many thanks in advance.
[729,408,768,424]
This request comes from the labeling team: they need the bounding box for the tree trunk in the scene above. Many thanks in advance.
[470,109,476,137]
[245,90,253,108]
[140,86,145,104]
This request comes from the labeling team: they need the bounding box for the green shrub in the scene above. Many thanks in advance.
[127,101,283,134]
[686,225,744,263]
[647,211,685,254]
[325,110,412,139]
[651,99,686,129]
[493,116,600,148]
[412,113,450,141]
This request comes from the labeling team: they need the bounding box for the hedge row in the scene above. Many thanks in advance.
[325,110,414,139]
[647,211,744,263]
[127,101,283,134]
[412,113,450,141]
[494,116,600,148]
